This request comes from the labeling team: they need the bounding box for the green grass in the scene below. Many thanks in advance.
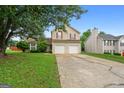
[0,51,61,88]
[6,49,22,53]
[82,52,124,64]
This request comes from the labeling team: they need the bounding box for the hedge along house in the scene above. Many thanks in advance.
[51,25,81,54]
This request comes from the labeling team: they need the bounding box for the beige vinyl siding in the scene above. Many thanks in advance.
[97,36,104,54]
[51,26,81,54]
[52,26,80,40]
[118,37,124,53]
[85,28,124,54]
[85,28,99,53]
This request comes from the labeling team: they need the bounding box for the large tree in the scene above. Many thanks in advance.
[80,29,91,51]
[0,5,86,55]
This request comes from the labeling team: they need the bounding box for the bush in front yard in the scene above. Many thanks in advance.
[37,40,48,52]
[104,52,111,54]
[104,52,121,56]
[16,41,29,52]
[30,50,39,53]
[113,53,121,56]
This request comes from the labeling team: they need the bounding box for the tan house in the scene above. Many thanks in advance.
[27,38,52,52]
[85,27,124,54]
[52,26,81,54]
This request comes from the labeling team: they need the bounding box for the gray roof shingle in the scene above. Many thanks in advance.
[98,34,124,40]
[116,35,124,39]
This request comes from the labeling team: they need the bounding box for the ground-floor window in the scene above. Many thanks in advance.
[107,50,109,53]
[104,50,115,54]
[104,50,106,53]
[30,43,37,50]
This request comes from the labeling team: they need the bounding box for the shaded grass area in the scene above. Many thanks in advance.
[0,52,61,88]
[82,52,124,64]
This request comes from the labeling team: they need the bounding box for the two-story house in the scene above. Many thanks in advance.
[85,27,124,54]
[51,25,81,54]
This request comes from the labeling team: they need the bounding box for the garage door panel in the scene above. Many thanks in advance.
[54,46,65,54]
[69,46,79,54]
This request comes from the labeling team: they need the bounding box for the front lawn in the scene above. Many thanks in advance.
[82,52,124,64]
[0,52,61,88]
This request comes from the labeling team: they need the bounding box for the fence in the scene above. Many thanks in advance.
[10,46,22,51]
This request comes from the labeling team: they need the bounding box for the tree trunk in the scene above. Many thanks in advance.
[0,37,8,56]
[1,46,7,56]
[22,49,25,52]
[0,18,13,56]
[0,43,7,56]
[0,32,13,56]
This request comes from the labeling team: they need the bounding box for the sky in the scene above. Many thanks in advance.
[45,5,124,37]
[13,5,124,40]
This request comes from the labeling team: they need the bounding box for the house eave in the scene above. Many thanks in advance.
[52,39,80,43]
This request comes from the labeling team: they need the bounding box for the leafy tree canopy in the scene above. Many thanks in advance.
[0,5,86,55]
[99,31,106,35]
[8,39,18,46]
[37,40,48,52]
[80,29,91,51]
[16,41,29,52]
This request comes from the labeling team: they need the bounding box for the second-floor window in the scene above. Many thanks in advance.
[113,41,116,46]
[110,40,112,46]
[74,34,76,40]
[107,40,109,46]
[120,43,124,46]
[104,40,116,46]
[69,33,76,40]
[104,40,108,46]
[56,31,62,39]
[104,40,106,46]
[70,33,72,39]
[120,40,124,46]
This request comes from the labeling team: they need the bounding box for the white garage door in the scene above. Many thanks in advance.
[69,46,79,54]
[54,46,65,54]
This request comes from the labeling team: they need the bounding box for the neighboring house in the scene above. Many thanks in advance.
[51,25,81,54]
[27,38,37,51]
[27,38,52,52]
[85,27,124,54]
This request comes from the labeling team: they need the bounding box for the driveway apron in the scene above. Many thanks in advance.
[56,54,124,88]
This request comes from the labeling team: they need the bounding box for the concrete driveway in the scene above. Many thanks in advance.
[56,54,124,88]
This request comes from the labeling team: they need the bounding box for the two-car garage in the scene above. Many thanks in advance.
[54,46,65,54]
[68,46,79,54]
[53,44,81,54]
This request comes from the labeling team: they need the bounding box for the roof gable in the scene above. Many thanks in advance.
[67,26,80,34]
[98,34,124,40]
[116,35,124,39]
[52,25,80,34]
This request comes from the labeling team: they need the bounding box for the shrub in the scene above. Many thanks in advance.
[16,41,29,52]
[104,52,111,54]
[104,52,121,56]
[37,40,48,52]
[30,50,39,53]
[113,53,121,56]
